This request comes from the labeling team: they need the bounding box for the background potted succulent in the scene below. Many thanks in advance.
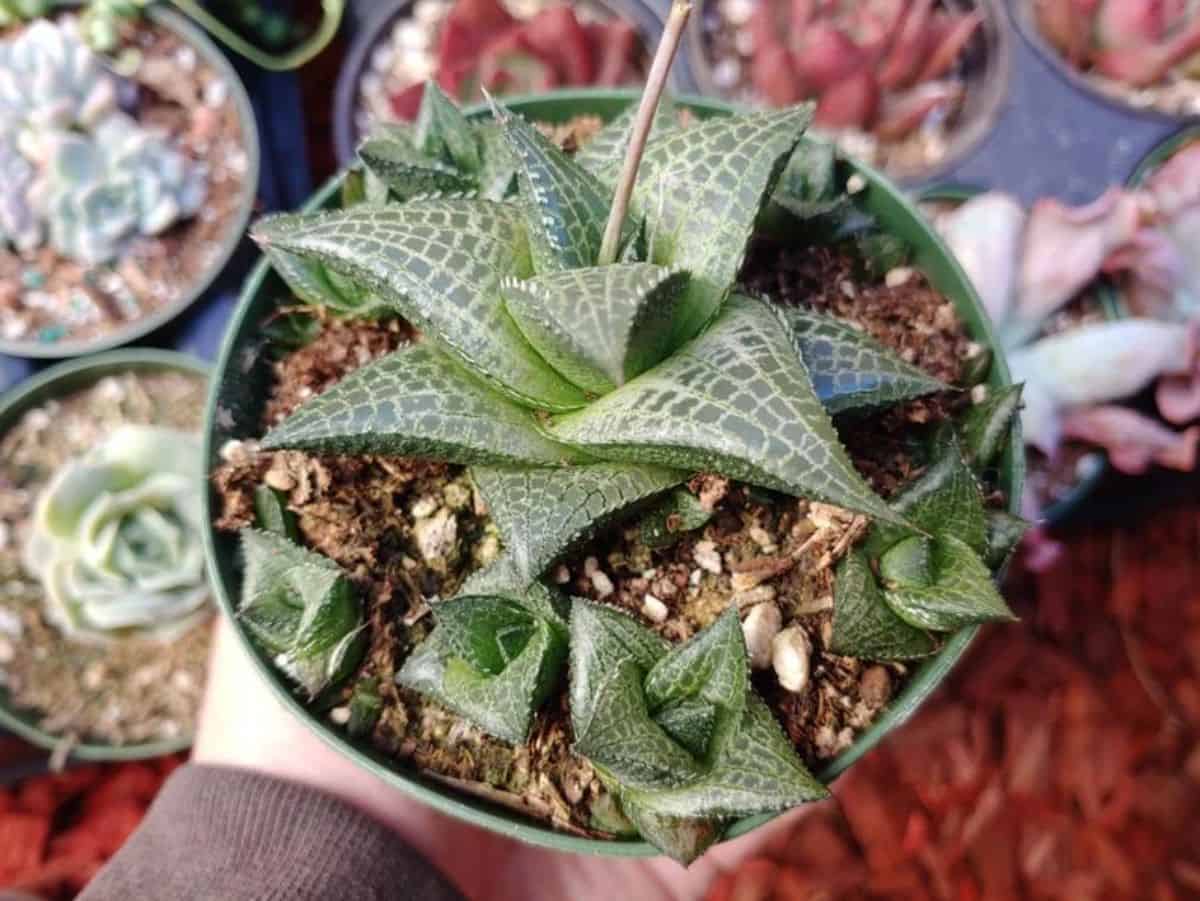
[333,0,668,164]
[926,143,1200,567]
[0,349,213,762]
[677,0,1011,183]
[1020,0,1200,120]
[0,3,261,357]
[203,13,1026,857]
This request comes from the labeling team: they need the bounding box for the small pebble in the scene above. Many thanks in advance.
[413,509,457,563]
[642,594,668,623]
[860,666,892,707]
[742,603,782,669]
[553,564,571,585]
[330,706,351,725]
[846,173,867,194]
[583,556,599,576]
[749,526,773,549]
[772,626,812,693]
[839,279,857,299]
[693,540,722,574]
[410,496,439,519]
[971,384,989,404]
[591,570,615,598]
[885,267,914,288]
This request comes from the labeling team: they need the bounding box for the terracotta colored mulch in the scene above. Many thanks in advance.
[0,755,182,898]
[708,506,1200,900]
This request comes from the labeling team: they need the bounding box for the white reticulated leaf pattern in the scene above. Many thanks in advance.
[253,202,586,411]
[548,295,905,525]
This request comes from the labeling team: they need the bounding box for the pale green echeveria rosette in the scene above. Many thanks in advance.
[22,425,212,645]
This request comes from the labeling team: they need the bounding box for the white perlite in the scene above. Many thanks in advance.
[591,570,615,598]
[642,593,668,623]
[742,603,782,670]
[413,508,457,563]
[772,626,812,693]
[693,540,722,574]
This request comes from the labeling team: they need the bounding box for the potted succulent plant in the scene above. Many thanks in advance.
[333,0,668,164]
[677,0,1011,183]
[920,185,1123,531]
[0,349,213,762]
[1021,0,1200,120]
[0,3,260,357]
[204,7,1024,861]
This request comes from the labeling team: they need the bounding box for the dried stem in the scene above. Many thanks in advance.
[596,0,693,266]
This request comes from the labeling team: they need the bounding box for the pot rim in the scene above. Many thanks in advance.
[678,0,1014,187]
[330,0,677,167]
[1128,122,1200,187]
[0,4,262,360]
[203,88,1025,857]
[917,182,1119,526]
[0,347,211,761]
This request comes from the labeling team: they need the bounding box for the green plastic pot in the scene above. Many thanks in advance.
[918,184,1119,526]
[0,349,210,761]
[202,89,1025,857]
[0,5,261,360]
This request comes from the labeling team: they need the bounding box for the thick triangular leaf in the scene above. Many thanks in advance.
[638,488,713,549]
[397,595,566,744]
[644,607,746,729]
[549,295,904,526]
[473,121,518,200]
[501,264,687,394]
[263,244,387,318]
[568,600,697,789]
[239,529,364,697]
[253,202,585,411]
[959,384,1022,472]
[470,462,686,582]
[493,103,622,272]
[883,535,1017,631]
[262,342,581,466]
[454,554,569,627]
[414,81,480,171]
[831,548,937,660]
[866,441,987,558]
[620,697,828,821]
[984,510,1029,570]
[781,309,949,414]
[878,535,934,588]
[614,799,723,866]
[576,97,679,179]
[357,132,477,200]
[631,105,814,344]
[253,485,298,541]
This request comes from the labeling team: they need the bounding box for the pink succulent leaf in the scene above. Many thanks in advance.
[1156,321,1200,424]
[1060,405,1200,474]
[1146,139,1200,220]
[878,0,934,89]
[1014,189,1143,340]
[1011,319,1191,409]
[916,10,984,83]
[1034,0,1101,66]
[1092,15,1200,86]
[875,81,964,140]
[1095,0,1169,49]
[1105,226,1197,319]
[933,191,1026,325]
[791,24,868,93]
[815,71,881,129]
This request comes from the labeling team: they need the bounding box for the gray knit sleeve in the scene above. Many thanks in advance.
[80,764,465,901]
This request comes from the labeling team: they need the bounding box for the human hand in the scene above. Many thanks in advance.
[194,616,805,901]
